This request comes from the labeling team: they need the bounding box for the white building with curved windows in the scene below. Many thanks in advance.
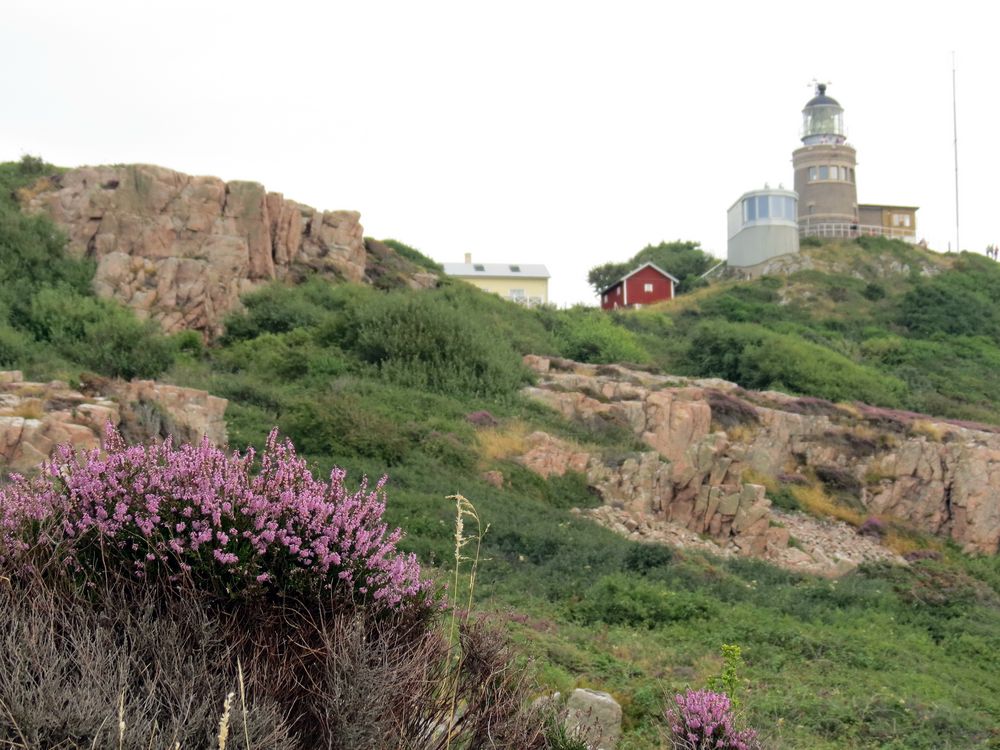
[726,187,799,268]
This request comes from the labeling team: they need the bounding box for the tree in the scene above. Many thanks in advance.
[587,262,629,295]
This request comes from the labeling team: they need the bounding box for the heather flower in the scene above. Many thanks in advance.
[666,689,762,750]
[0,425,434,611]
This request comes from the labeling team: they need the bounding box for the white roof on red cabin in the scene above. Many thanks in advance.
[600,262,679,295]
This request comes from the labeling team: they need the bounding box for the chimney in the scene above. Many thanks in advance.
[464,252,472,264]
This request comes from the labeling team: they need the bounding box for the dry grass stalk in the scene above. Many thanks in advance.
[237,658,250,750]
[117,689,126,750]
[216,691,234,750]
[444,494,489,750]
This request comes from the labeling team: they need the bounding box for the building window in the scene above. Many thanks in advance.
[808,166,817,181]
[644,282,654,292]
[819,165,829,180]
[757,195,770,219]
[744,197,756,222]
[892,214,912,228]
[770,195,782,218]
[509,265,521,272]
[473,264,485,271]
[602,294,608,304]
[508,288,525,300]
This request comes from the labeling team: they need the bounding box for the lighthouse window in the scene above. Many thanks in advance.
[819,165,829,180]
[786,196,796,219]
[808,167,817,181]
[757,195,770,219]
[744,197,756,222]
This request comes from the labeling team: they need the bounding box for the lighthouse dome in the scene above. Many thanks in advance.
[801,83,845,145]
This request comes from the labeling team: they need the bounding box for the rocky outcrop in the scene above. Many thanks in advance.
[0,371,118,474]
[23,165,424,336]
[1,371,226,476]
[519,430,787,563]
[520,356,1000,556]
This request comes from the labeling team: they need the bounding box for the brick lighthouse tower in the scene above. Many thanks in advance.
[793,83,858,236]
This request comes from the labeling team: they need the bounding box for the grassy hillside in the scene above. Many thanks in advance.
[622,238,1000,426]
[3,160,1000,748]
[164,276,999,749]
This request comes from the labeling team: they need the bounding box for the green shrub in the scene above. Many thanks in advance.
[342,291,529,399]
[622,543,674,575]
[22,288,172,379]
[572,574,715,628]
[0,204,93,308]
[863,282,886,301]
[220,281,339,342]
[553,307,650,364]
[380,238,443,273]
[419,430,478,471]
[0,323,31,366]
[687,320,904,406]
[280,390,411,464]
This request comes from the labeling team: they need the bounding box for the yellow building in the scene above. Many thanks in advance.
[443,254,549,306]
[858,204,919,241]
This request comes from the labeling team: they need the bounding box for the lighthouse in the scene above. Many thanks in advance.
[793,83,858,235]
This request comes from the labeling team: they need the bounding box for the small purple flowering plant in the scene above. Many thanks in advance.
[666,689,761,750]
[0,425,434,610]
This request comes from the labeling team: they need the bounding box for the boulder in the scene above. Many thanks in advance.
[564,688,622,750]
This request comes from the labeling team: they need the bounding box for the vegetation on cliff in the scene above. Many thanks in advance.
[3,158,1000,748]
[0,158,176,379]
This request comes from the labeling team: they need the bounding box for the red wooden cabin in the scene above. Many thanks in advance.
[599,262,679,310]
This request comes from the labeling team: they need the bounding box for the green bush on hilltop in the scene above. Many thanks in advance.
[546,306,650,364]
[340,290,530,399]
[380,238,443,272]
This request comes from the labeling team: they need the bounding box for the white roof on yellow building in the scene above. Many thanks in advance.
[443,262,550,279]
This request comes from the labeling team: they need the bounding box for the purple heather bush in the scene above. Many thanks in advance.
[0,425,433,610]
[667,689,762,750]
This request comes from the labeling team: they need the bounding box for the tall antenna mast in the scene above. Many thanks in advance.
[952,51,960,252]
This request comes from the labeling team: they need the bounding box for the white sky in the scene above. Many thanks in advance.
[2,1,996,306]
